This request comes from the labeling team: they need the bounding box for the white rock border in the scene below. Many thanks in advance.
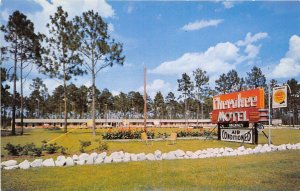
[1,143,300,170]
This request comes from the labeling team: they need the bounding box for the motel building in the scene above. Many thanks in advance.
[14,118,213,129]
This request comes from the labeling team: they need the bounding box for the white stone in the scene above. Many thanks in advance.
[186,151,194,157]
[130,154,137,161]
[246,149,253,155]
[42,158,55,167]
[195,150,204,155]
[225,147,234,152]
[260,148,267,153]
[57,155,66,161]
[55,159,66,167]
[2,160,17,167]
[31,159,43,168]
[79,153,89,161]
[4,165,19,170]
[19,160,30,170]
[162,153,167,160]
[94,157,104,164]
[174,149,185,157]
[237,146,245,152]
[286,144,292,150]
[219,148,225,153]
[222,151,229,157]
[184,155,190,159]
[123,157,131,162]
[278,145,286,151]
[75,160,85,165]
[166,151,177,160]
[104,156,112,163]
[65,157,74,166]
[146,153,155,161]
[137,153,146,161]
[113,158,123,163]
[124,152,131,159]
[190,153,198,159]
[154,150,162,159]
[72,155,79,161]
[86,155,95,165]
[111,152,123,160]
[231,151,238,156]
[295,143,300,149]
[90,152,98,160]
[98,152,107,159]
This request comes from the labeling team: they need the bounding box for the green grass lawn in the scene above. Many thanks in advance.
[1,128,300,190]
[1,128,300,161]
[2,150,300,191]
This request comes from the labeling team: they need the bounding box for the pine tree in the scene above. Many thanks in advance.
[1,11,42,135]
[74,10,125,135]
[39,7,84,133]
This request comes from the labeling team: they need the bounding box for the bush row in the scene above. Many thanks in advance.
[4,142,66,157]
[102,130,155,140]
[102,129,217,140]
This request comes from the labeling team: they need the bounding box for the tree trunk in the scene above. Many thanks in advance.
[196,101,199,127]
[63,62,67,133]
[20,62,24,135]
[92,70,96,136]
[184,94,187,127]
[11,48,17,135]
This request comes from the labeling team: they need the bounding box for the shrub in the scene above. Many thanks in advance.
[60,147,68,155]
[42,143,61,154]
[32,147,42,157]
[4,143,23,156]
[3,142,66,157]
[22,143,36,155]
[79,140,91,153]
[95,139,109,151]
[102,128,155,140]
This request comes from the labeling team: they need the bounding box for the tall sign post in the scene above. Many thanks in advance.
[143,66,147,132]
[268,83,271,145]
[271,85,288,144]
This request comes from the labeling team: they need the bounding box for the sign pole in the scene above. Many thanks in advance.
[143,66,147,132]
[268,82,271,145]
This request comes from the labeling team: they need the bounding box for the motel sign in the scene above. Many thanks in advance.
[211,88,265,125]
[211,88,267,144]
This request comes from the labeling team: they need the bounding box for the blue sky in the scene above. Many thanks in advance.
[1,0,300,98]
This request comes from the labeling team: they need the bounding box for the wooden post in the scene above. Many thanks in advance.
[144,66,147,132]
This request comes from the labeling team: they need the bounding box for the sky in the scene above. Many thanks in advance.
[1,0,300,98]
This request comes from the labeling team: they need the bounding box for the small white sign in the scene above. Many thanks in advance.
[220,129,253,143]
[272,86,287,108]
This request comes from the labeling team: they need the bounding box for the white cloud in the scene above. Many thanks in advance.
[138,79,172,98]
[123,62,133,67]
[244,44,261,59]
[126,4,134,14]
[28,0,115,34]
[150,42,239,76]
[272,35,300,78]
[150,32,268,78]
[111,90,120,96]
[223,1,235,9]
[236,32,268,46]
[1,8,9,21]
[108,23,114,32]
[181,19,223,31]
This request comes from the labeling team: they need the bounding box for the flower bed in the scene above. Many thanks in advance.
[102,127,217,140]
[102,128,154,140]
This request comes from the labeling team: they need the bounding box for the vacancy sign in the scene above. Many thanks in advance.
[272,86,287,108]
